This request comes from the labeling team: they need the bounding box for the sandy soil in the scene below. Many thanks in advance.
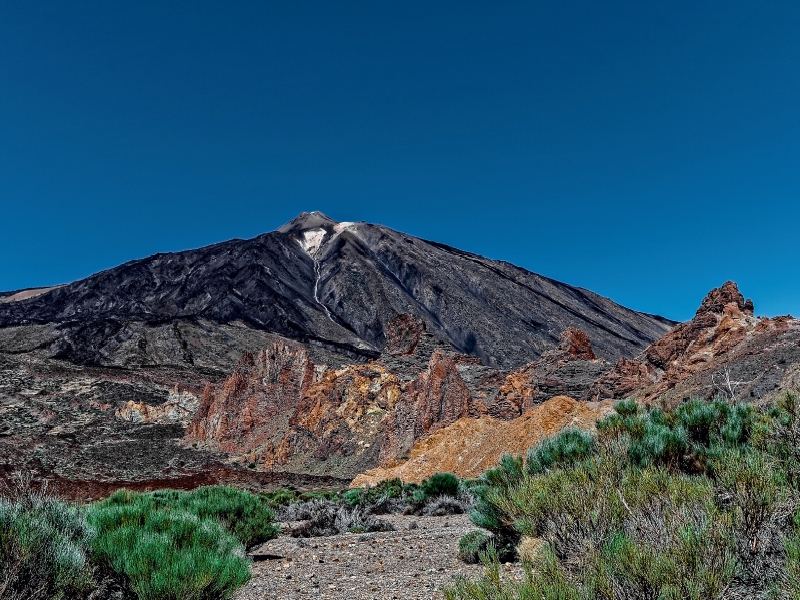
[236,513,523,600]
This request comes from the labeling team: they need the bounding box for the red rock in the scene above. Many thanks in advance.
[186,342,315,456]
[490,328,607,417]
[554,328,596,361]
[584,282,800,406]
[410,350,480,437]
[186,327,614,478]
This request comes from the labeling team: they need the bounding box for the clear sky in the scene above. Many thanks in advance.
[1,1,798,322]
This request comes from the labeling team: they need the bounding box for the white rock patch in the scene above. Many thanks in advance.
[333,221,354,234]
[298,228,327,255]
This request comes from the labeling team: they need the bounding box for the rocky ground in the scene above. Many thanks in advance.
[0,352,347,499]
[238,513,522,600]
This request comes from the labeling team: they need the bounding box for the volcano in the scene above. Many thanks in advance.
[0,212,674,370]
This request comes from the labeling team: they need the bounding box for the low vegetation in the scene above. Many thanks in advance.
[0,483,279,600]
[86,486,281,600]
[447,393,800,600]
[277,498,396,536]
[93,486,280,550]
[274,472,471,536]
[0,475,96,600]
[16,390,798,600]
[0,469,471,599]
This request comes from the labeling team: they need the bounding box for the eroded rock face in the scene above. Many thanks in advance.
[585,282,800,406]
[351,396,614,486]
[274,362,403,475]
[185,323,611,478]
[186,343,317,456]
[384,314,426,356]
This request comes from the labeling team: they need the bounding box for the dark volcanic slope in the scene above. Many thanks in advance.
[0,212,675,368]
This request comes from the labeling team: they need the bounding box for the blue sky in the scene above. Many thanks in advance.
[1,1,798,321]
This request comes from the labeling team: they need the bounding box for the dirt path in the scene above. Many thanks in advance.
[236,514,523,600]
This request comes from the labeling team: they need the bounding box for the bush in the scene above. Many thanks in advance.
[448,395,800,600]
[785,517,800,600]
[353,478,407,504]
[598,398,755,472]
[344,476,467,516]
[0,477,96,600]
[342,478,415,511]
[97,486,280,549]
[88,503,249,600]
[259,488,301,509]
[422,496,467,516]
[277,498,394,537]
[526,427,596,476]
[468,454,526,557]
[457,531,492,564]
[767,390,800,488]
[421,473,460,499]
[468,430,597,559]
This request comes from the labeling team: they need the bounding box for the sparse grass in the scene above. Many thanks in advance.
[277,497,395,537]
[260,488,340,510]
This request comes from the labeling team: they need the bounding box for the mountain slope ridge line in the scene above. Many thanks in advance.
[0,212,676,368]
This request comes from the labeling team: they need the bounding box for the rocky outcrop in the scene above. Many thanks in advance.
[273,362,403,475]
[187,343,318,456]
[487,329,609,418]
[116,388,199,426]
[351,283,800,487]
[185,324,612,479]
[351,396,614,486]
[585,282,800,407]
[383,314,426,356]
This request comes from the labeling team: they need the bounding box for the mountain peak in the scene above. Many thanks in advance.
[277,211,339,234]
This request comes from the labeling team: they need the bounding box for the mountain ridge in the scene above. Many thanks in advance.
[0,212,676,369]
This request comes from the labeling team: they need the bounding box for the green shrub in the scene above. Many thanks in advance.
[342,478,411,507]
[341,488,362,507]
[259,488,301,509]
[627,419,688,468]
[765,390,800,488]
[176,486,279,549]
[97,486,279,549]
[469,454,526,557]
[598,398,755,472]
[786,515,800,600]
[448,396,798,600]
[87,486,280,599]
[446,544,583,600]
[0,493,96,600]
[526,427,596,476]
[88,503,249,600]
[421,473,460,499]
[458,531,491,564]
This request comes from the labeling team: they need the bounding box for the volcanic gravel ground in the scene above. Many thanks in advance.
[238,513,523,600]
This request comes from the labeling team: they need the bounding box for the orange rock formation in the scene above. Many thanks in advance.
[351,395,613,486]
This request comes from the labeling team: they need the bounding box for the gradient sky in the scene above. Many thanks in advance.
[1,1,799,321]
